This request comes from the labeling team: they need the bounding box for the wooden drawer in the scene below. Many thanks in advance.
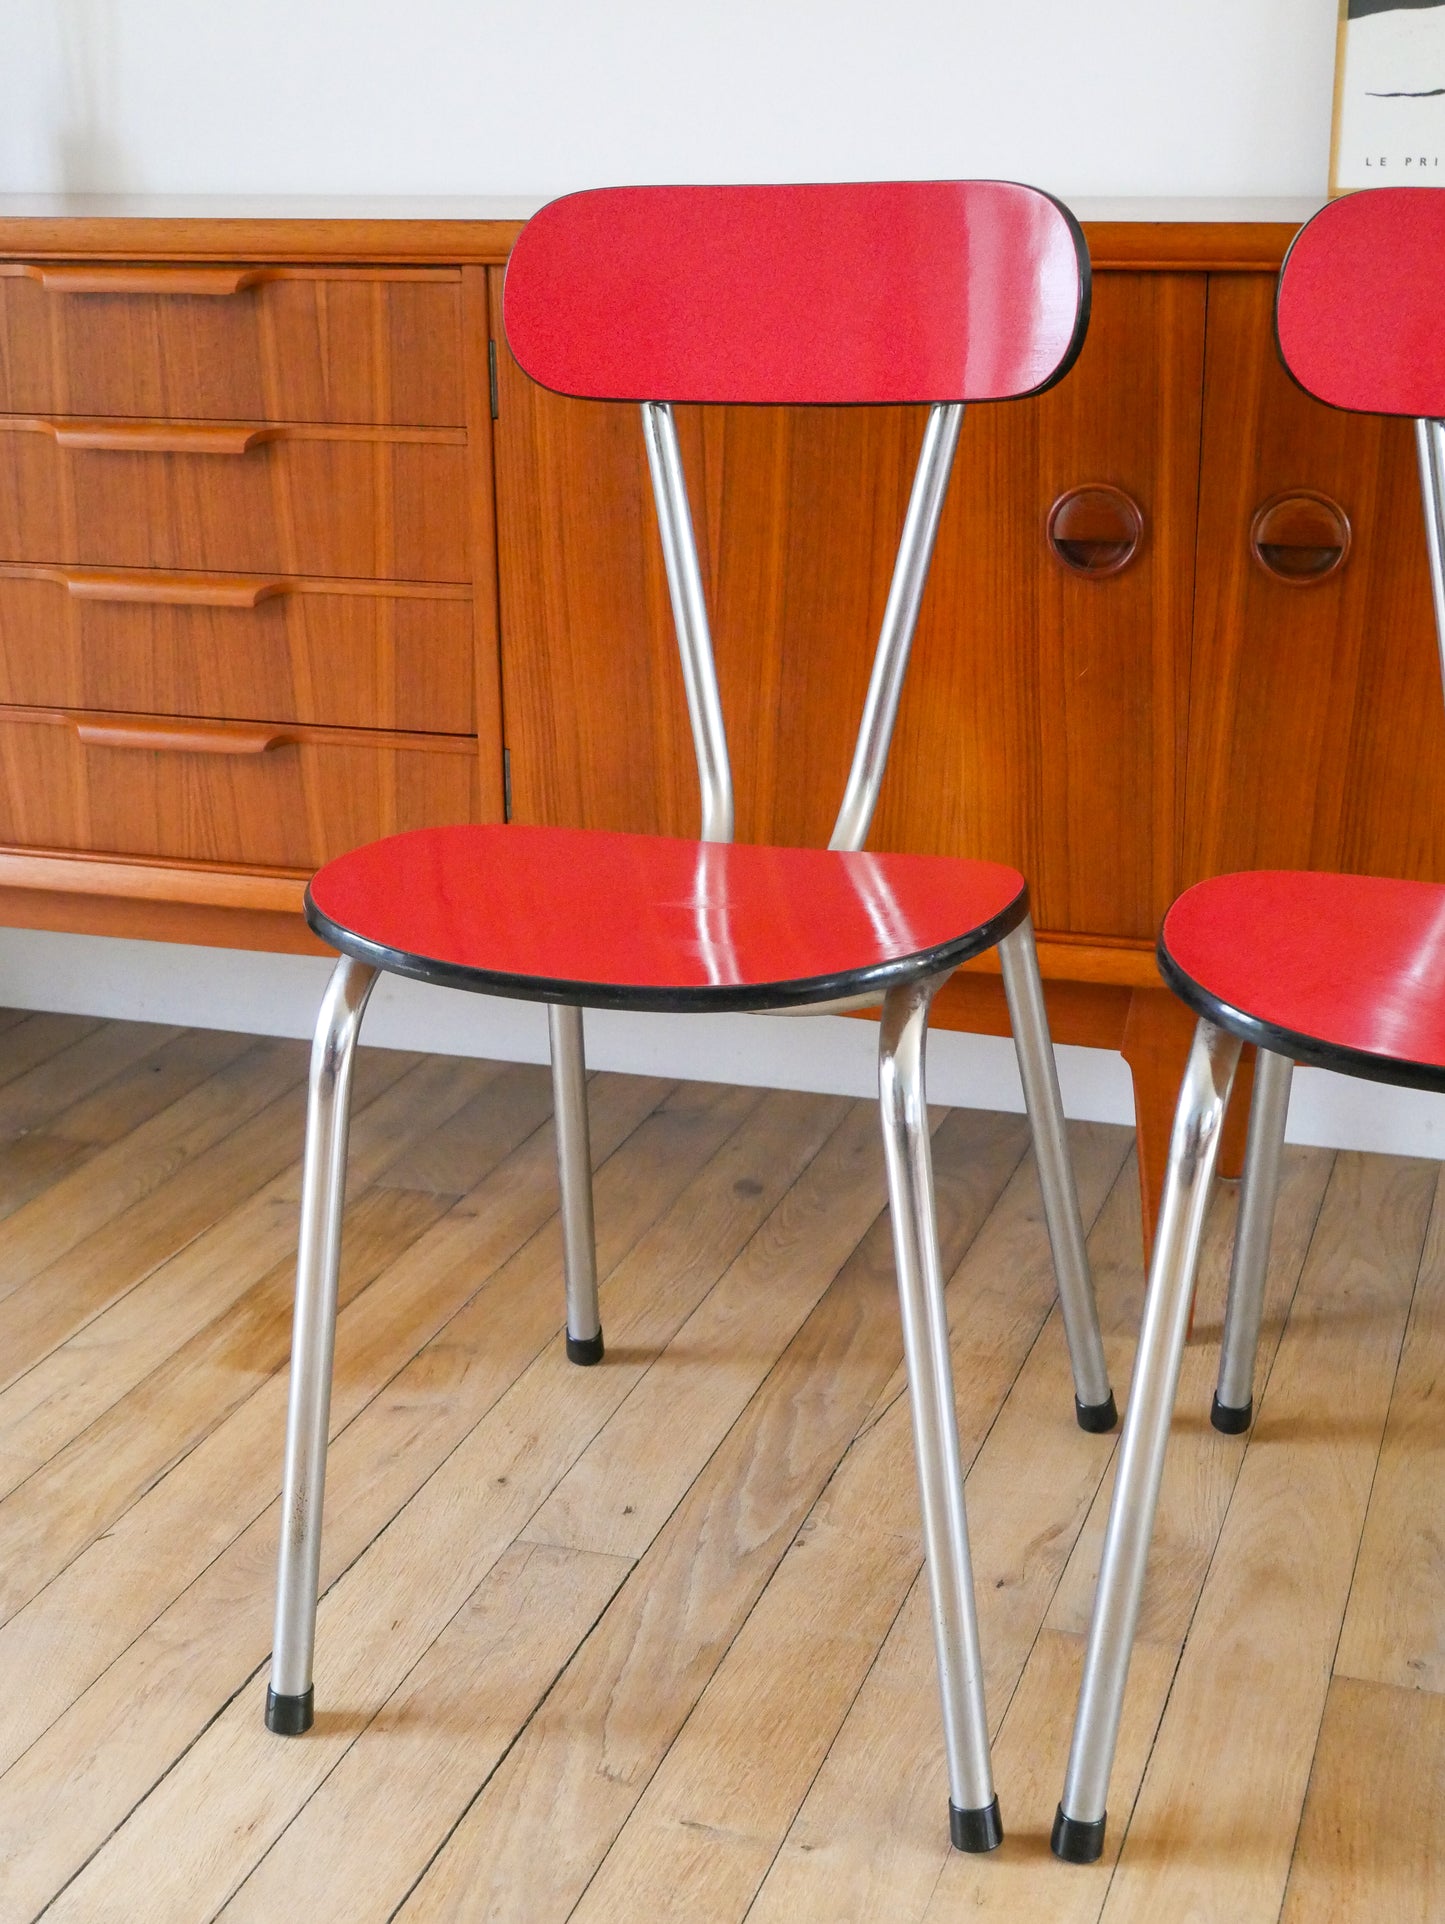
[0,708,483,869]
[0,570,474,733]
[0,421,470,582]
[0,265,464,426]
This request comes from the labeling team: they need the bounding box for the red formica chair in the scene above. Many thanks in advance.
[1053,186,1445,1864]
[263,180,1118,1853]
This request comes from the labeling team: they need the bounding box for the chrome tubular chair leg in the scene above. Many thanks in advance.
[548,1001,603,1365]
[998,918,1116,1432]
[879,973,1002,1853]
[267,954,378,1735]
[1212,1047,1293,1434]
[1053,1017,1241,1861]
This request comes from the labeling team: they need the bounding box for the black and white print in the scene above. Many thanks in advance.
[1334,0,1445,190]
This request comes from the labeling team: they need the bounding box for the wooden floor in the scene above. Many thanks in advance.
[0,1009,1438,1922]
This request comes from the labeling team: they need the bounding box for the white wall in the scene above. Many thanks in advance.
[0,927,1439,1162]
[3,2,1338,201]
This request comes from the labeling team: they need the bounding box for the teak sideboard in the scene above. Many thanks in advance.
[0,196,1433,1244]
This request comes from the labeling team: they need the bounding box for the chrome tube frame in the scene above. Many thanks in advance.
[879,970,1001,1849]
[998,918,1114,1424]
[1213,1047,1293,1430]
[548,1002,602,1362]
[831,404,965,853]
[641,398,964,859]
[1054,1017,1241,1859]
[267,954,377,1731]
[641,401,734,843]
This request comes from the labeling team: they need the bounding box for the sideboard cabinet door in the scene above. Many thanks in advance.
[1185,273,1445,886]
[490,269,1206,945]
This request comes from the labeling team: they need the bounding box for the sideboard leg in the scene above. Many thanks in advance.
[1217,1044,1256,1181]
[1120,987,1199,1260]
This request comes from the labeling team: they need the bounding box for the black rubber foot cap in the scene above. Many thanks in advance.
[265,1685,313,1736]
[1210,1392,1252,1435]
[1052,1804,1106,1863]
[566,1330,604,1366]
[949,1796,1003,1853]
[1076,1390,1119,1434]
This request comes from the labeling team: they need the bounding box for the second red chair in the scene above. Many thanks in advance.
[1053,185,1445,1864]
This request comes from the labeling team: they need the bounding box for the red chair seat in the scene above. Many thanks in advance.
[306,823,1027,1014]
[1161,870,1445,1091]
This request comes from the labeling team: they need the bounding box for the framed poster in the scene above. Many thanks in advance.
[1332,0,1445,193]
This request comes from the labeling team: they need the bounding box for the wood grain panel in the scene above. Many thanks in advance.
[490,270,1204,941]
[0,424,469,582]
[0,266,464,425]
[1185,273,1445,884]
[1333,1164,1445,1693]
[0,571,474,732]
[1280,1677,1445,1924]
[0,710,481,869]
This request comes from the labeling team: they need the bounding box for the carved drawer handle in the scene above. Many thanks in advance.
[55,568,290,609]
[1250,491,1352,584]
[1047,485,1144,577]
[21,264,267,297]
[40,418,277,456]
[72,716,292,755]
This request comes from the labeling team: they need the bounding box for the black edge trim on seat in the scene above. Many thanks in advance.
[305,880,1030,1017]
[1157,932,1445,1096]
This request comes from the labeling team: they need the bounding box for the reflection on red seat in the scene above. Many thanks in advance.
[1162,869,1445,1089]
[308,824,1027,1011]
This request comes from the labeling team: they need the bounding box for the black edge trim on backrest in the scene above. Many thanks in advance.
[1272,203,1346,414]
[505,180,1093,408]
[1157,929,1445,1095]
[1023,187,1092,399]
[305,878,1030,1016]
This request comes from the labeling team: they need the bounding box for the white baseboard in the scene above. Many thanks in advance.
[0,927,1437,1162]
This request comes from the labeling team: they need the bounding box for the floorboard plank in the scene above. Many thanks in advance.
[1334,1164,1445,1694]
[1278,1675,1445,1924]
[1045,1143,1335,1649]
[1098,1151,1434,1924]
[0,1075,700,1918]
[0,1034,298,1338]
[922,1630,1178,1924]
[0,1016,183,1143]
[743,1129,1138,1924]
[0,1026,267,1234]
[0,1021,1433,1924]
[521,1104,1004,1563]
[219,1542,635,1923]
[0,1013,106,1092]
[0,1049,465,1502]
[392,1116,1099,1924]
[0,1185,450,1621]
[35,1082,794,1922]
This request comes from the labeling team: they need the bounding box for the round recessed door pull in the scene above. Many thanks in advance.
[1046,485,1144,577]
[1250,490,1352,584]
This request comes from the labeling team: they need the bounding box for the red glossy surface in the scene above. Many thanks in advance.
[503,181,1086,405]
[1277,188,1445,418]
[308,824,1026,1007]
[1163,870,1445,1075]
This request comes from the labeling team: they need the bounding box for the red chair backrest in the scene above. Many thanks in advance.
[1277,188,1445,417]
[503,180,1089,406]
